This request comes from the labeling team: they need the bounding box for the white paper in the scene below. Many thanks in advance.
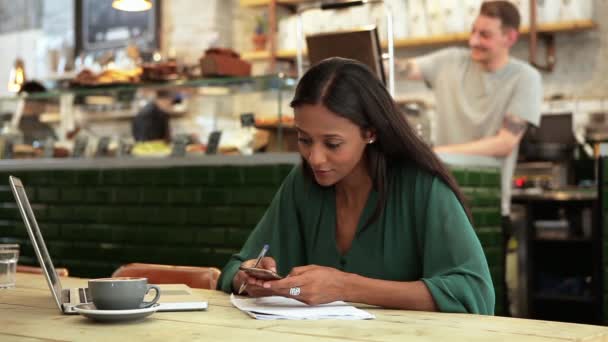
[230,294,375,320]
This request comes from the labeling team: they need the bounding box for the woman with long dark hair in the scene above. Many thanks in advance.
[217,57,494,314]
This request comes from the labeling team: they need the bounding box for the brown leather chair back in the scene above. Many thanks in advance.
[17,265,69,277]
[112,263,221,290]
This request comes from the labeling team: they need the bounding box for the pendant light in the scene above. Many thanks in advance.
[112,0,152,12]
[7,58,26,93]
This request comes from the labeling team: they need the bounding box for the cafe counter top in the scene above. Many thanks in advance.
[0,152,501,171]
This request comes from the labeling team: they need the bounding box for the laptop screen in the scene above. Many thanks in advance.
[9,176,64,310]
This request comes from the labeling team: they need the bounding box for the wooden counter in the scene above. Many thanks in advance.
[1,273,607,341]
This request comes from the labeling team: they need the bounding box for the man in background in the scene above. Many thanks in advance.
[399,0,543,316]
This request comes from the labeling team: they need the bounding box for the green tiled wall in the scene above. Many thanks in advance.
[0,165,293,278]
[0,162,503,314]
[453,166,504,316]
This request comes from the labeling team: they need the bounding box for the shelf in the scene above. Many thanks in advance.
[532,237,592,244]
[242,19,597,61]
[0,75,296,102]
[533,294,595,304]
[239,0,311,7]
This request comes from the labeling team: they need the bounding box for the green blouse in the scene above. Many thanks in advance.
[217,163,495,314]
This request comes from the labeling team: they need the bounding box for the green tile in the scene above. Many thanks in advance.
[156,168,182,185]
[113,187,140,204]
[32,204,48,221]
[84,224,113,242]
[61,187,84,202]
[38,187,60,202]
[472,189,501,207]
[25,187,36,202]
[209,248,238,267]
[226,228,252,247]
[13,222,29,237]
[97,243,125,260]
[41,223,60,239]
[471,208,501,228]
[210,167,243,186]
[476,227,502,248]
[85,187,114,203]
[123,170,158,185]
[168,188,200,204]
[76,170,101,186]
[185,208,210,225]
[196,227,226,246]
[21,171,48,185]
[209,207,243,226]
[200,188,230,205]
[137,226,169,244]
[0,219,15,235]
[100,170,123,185]
[0,189,14,202]
[243,207,266,226]
[110,225,139,243]
[46,241,73,260]
[154,207,185,225]
[450,168,467,186]
[140,188,168,204]
[72,206,99,223]
[242,166,279,185]
[47,206,73,222]
[60,224,84,239]
[278,164,296,180]
[123,207,151,224]
[231,187,276,205]
[98,207,125,224]
[165,227,196,245]
[181,167,211,185]
[481,170,501,187]
[483,246,504,268]
[466,169,482,186]
[50,171,77,185]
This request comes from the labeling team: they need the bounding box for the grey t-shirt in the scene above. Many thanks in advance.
[416,47,543,215]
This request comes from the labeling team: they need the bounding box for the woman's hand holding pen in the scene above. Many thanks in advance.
[233,257,277,297]
[263,265,349,306]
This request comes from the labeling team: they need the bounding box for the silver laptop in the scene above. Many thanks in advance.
[9,175,208,314]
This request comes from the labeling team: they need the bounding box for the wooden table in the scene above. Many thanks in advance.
[2,274,608,341]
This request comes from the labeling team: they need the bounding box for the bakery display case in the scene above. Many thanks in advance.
[0,74,296,161]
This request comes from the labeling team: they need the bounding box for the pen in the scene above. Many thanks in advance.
[238,244,269,295]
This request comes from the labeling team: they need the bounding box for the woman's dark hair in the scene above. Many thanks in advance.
[290,57,471,225]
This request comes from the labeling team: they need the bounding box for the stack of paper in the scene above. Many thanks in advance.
[230,294,375,320]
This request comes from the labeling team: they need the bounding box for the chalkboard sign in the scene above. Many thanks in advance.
[240,113,256,128]
[206,131,222,155]
[75,0,160,53]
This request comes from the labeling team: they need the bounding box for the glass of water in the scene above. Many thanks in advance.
[0,244,19,289]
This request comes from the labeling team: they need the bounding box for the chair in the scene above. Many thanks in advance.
[17,265,69,277]
[111,263,221,290]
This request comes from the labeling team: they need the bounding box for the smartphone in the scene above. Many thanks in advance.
[239,266,283,280]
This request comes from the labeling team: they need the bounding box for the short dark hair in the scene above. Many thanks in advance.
[480,1,521,31]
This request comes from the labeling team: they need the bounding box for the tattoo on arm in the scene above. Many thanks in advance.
[502,115,528,135]
[399,60,414,77]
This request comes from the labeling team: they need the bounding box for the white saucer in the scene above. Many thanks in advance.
[74,303,159,322]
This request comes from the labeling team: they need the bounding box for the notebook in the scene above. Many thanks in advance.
[230,294,375,320]
[9,175,207,314]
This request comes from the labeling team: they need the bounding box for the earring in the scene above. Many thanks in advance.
[368,139,375,144]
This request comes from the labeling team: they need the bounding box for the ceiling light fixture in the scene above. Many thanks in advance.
[112,0,152,12]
